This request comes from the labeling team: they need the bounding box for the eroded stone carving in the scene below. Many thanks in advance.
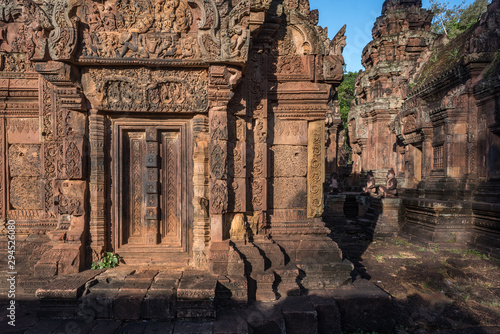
[84,67,208,112]
[9,144,41,177]
[10,177,43,210]
[55,180,86,215]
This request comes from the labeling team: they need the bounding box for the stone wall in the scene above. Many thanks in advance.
[0,0,352,290]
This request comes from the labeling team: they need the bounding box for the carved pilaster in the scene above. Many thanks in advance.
[208,65,241,241]
[193,115,210,269]
[89,110,106,261]
[307,120,325,218]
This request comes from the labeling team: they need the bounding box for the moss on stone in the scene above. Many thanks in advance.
[413,27,476,88]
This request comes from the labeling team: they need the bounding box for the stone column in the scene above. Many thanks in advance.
[209,102,229,242]
[192,115,210,269]
[0,114,4,220]
[89,110,106,261]
[207,65,241,275]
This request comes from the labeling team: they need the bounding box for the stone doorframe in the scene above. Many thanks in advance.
[87,65,242,269]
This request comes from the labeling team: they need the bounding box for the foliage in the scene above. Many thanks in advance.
[394,238,411,246]
[463,248,489,259]
[91,252,121,269]
[339,71,357,125]
[338,71,357,150]
[429,0,489,39]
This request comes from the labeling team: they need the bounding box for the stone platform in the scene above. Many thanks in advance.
[2,270,396,333]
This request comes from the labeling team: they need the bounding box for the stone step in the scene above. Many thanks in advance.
[252,271,277,302]
[36,269,106,318]
[213,309,249,334]
[274,265,301,298]
[176,271,217,319]
[116,251,191,266]
[330,279,395,333]
[246,302,286,333]
[281,296,318,334]
[216,276,248,306]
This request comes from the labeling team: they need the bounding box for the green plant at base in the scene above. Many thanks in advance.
[91,252,121,269]
[463,249,488,260]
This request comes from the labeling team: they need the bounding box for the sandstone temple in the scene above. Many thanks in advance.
[0,0,499,329]
[0,0,352,304]
[348,0,500,259]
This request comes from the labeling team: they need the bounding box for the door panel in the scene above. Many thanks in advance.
[112,120,189,256]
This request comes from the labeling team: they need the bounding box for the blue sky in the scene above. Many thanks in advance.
[308,0,481,72]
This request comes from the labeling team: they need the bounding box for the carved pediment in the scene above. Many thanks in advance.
[402,113,417,134]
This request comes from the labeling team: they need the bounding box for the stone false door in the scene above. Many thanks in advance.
[111,119,190,264]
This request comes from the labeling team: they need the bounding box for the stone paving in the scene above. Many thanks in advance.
[0,264,397,334]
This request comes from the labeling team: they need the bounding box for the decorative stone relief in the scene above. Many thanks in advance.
[10,177,43,210]
[54,180,86,216]
[307,120,324,218]
[8,144,41,177]
[84,67,208,112]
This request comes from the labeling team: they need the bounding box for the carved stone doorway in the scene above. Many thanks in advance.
[110,118,192,265]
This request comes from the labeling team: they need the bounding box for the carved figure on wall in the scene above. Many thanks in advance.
[378,168,398,198]
[229,213,246,240]
[80,0,199,59]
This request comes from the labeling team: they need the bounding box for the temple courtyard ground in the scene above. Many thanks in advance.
[328,217,500,334]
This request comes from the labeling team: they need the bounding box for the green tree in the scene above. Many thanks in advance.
[430,0,490,39]
[338,71,357,148]
[338,71,357,126]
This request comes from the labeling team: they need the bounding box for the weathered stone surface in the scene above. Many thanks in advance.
[88,320,123,334]
[36,270,105,300]
[113,294,145,320]
[10,177,43,209]
[271,146,307,177]
[372,197,401,237]
[271,177,307,209]
[281,297,318,334]
[331,279,395,333]
[145,322,175,334]
[8,144,41,176]
[272,119,308,146]
[173,321,213,334]
[309,294,342,334]
[212,309,249,334]
[176,272,217,318]
[246,303,286,334]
